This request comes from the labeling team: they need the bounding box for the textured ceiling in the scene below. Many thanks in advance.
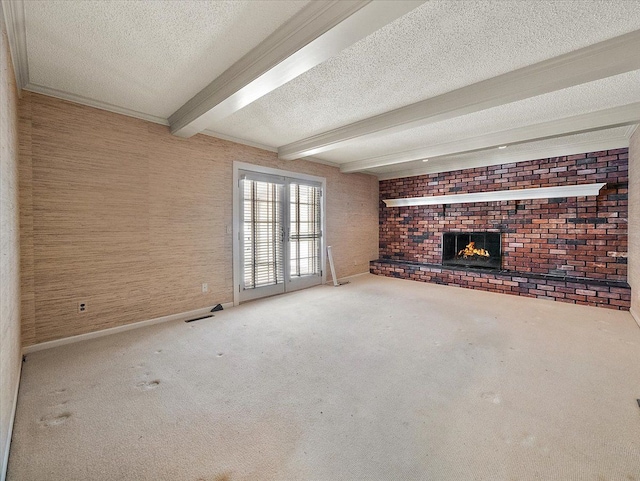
[24,0,310,117]
[371,126,633,178]
[15,0,640,178]
[317,70,640,164]
[206,0,640,147]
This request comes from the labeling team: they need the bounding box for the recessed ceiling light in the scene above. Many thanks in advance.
[422,158,429,162]
[498,145,507,149]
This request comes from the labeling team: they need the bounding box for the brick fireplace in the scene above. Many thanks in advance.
[442,231,502,269]
[371,149,631,310]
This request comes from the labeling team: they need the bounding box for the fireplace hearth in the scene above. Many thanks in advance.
[442,232,501,269]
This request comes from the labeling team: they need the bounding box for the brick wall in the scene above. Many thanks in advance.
[379,149,628,281]
[373,149,630,310]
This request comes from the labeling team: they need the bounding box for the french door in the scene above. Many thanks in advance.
[237,168,323,303]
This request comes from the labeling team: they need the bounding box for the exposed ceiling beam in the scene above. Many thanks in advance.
[1,0,29,91]
[375,132,631,180]
[340,102,640,173]
[169,0,425,138]
[278,29,640,160]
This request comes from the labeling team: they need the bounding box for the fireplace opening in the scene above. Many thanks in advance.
[442,232,502,269]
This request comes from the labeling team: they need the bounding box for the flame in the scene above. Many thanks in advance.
[457,241,490,259]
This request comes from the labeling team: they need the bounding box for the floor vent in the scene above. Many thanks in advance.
[185,314,214,323]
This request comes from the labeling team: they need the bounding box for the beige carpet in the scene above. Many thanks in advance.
[7,274,640,480]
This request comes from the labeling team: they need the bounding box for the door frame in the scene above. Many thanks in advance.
[232,161,327,306]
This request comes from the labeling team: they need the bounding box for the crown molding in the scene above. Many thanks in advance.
[22,83,339,159]
[305,156,340,168]
[278,29,640,160]
[1,0,28,91]
[169,0,425,137]
[376,135,630,180]
[196,130,342,167]
[24,83,169,125]
[200,129,277,152]
[18,83,368,165]
[341,102,640,173]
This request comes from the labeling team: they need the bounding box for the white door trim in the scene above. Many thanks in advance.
[232,162,327,306]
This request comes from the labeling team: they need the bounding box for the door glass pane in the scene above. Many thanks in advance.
[290,183,321,277]
[242,179,284,289]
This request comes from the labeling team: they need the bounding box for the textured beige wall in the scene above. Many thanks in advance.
[629,125,640,322]
[0,25,21,475]
[19,92,379,346]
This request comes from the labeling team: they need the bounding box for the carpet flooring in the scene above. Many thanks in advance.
[7,274,640,480]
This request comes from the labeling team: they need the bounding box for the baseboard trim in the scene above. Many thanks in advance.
[630,307,640,329]
[1,356,22,481]
[22,302,234,354]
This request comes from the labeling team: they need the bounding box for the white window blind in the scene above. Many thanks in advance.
[290,183,321,278]
[242,178,284,289]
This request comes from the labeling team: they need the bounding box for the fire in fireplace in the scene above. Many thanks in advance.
[442,232,501,269]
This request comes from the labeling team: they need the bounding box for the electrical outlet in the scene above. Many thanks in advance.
[202,283,208,293]
[78,301,87,313]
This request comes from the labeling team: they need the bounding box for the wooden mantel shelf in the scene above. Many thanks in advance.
[382,183,607,208]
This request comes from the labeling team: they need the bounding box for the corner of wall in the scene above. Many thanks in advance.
[18,90,34,347]
[628,124,640,316]
[1,21,23,481]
